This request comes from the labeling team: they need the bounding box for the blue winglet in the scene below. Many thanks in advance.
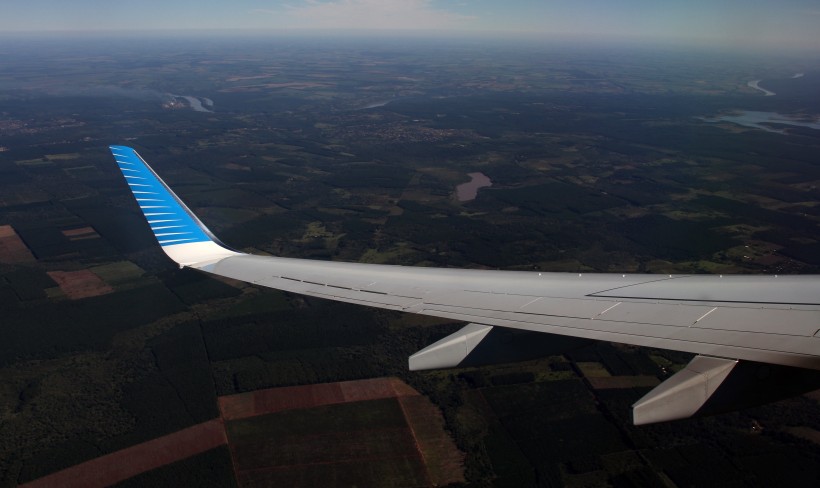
[109,145,214,247]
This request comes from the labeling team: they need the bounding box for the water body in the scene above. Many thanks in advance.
[359,100,392,110]
[707,111,820,134]
[792,73,805,79]
[456,172,492,201]
[747,80,775,96]
[171,94,214,113]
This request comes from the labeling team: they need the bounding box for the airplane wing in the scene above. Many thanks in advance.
[109,145,820,424]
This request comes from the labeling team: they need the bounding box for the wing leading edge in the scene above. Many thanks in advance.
[109,146,820,424]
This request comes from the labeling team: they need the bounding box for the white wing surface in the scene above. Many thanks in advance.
[109,146,820,424]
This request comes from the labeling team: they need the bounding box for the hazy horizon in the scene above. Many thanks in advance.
[2,1,820,54]
[2,31,819,62]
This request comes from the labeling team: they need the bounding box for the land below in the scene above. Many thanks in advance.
[1,36,819,487]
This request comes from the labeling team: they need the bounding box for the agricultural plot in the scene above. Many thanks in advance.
[219,377,417,420]
[46,270,114,300]
[221,377,464,488]
[575,359,661,389]
[399,395,466,486]
[88,261,145,287]
[19,378,459,488]
[0,224,35,263]
[19,419,227,488]
[60,226,100,241]
[228,399,429,487]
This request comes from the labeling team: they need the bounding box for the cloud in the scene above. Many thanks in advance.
[255,0,475,30]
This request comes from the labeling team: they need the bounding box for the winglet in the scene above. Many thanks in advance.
[109,145,239,267]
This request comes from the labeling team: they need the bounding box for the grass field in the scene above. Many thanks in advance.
[45,153,81,160]
[89,261,144,286]
[576,361,612,378]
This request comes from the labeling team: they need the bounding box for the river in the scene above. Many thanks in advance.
[747,80,775,96]
[706,111,820,134]
[171,94,214,113]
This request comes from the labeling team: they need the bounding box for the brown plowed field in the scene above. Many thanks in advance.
[19,419,227,488]
[46,269,114,299]
[22,378,464,487]
[222,377,464,487]
[399,395,466,486]
[61,226,100,241]
[0,225,35,263]
[219,377,419,420]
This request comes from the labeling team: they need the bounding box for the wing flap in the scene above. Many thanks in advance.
[590,274,820,305]
[692,307,819,336]
[420,305,819,369]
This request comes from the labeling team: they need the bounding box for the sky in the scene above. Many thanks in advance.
[2,0,819,51]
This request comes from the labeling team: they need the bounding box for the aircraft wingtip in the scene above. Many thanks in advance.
[108,145,239,266]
